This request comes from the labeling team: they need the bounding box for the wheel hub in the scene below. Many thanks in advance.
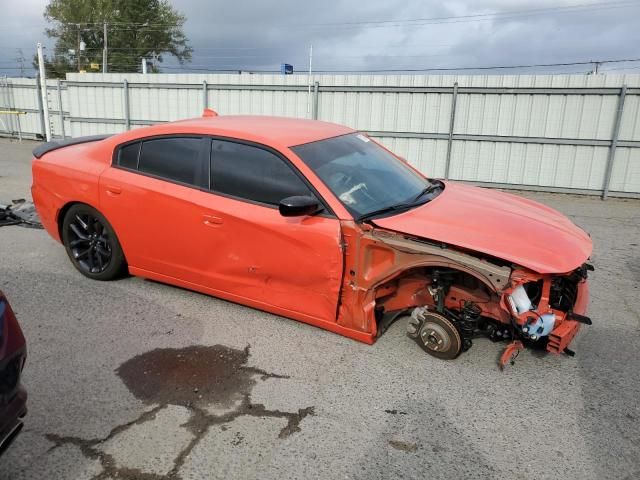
[67,213,112,274]
[407,307,462,360]
[420,322,451,352]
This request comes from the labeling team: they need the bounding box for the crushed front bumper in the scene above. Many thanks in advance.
[546,279,590,354]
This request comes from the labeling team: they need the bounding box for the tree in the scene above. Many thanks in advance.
[39,0,192,77]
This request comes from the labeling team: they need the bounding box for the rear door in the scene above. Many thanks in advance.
[99,136,210,284]
[196,138,344,322]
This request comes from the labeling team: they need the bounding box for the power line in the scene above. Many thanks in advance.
[28,55,640,70]
[4,50,640,75]
[92,57,640,73]
[309,57,640,73]
[602,64,640,71]
[299,0,638,27]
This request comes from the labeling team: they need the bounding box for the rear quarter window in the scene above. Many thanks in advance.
[117,142,140,169]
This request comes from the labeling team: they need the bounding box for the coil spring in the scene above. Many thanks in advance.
[458,301,482,351]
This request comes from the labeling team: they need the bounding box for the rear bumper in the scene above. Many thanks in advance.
[547,279,589,354]
[31,183,61,242]
[0,385,27,456]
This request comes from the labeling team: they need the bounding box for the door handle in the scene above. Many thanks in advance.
[203,214,223,226]
[105,185,122,195]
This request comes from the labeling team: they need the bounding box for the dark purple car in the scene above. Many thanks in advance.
[0,290,27,455]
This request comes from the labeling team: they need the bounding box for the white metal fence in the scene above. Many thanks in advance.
[1,72,639,198]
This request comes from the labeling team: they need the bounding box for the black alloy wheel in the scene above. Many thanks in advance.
[62,204,126,280]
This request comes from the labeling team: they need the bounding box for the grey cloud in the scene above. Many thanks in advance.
[1,0,638,75]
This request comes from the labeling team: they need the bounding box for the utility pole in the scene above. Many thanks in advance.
[307,44,313,118]
[14,49,26,77]
[37,42,52,141]
[77,24,81,72]
[103,22,108,73]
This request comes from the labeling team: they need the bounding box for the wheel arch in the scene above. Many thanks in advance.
[372,261,505,336]
[377,260,500,293]
[57,201,129,278]
[57,201,100,241]
[57,201,128,264]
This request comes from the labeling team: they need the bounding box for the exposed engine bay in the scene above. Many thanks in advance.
[336,221,592,369]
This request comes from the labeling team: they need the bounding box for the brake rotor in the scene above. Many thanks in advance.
[409,308,462,360]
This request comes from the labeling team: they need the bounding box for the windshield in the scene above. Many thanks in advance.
[292,133,440,220]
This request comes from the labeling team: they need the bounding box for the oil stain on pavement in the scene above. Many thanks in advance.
[117,344,283,408]
[388,440,418,453]
[46,344,314,480]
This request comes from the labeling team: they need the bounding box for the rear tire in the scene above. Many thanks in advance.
[61,204,126,281]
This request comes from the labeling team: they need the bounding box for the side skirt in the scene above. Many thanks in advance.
[128,266,375,345]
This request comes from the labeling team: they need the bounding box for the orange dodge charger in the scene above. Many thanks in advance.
[31,113,593,368]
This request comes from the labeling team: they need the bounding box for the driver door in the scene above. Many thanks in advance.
[195,138,344,322]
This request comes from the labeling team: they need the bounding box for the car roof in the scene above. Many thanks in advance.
[127,115,356,148]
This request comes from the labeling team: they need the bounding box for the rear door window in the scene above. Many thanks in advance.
[210,139,312,205]
[137,137,206,187]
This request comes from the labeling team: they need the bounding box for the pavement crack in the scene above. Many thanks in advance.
[166,392,314,478]
[44,344,314,480]
[45,404,166,453]
[45,405,168,480]
[241,365,290,381]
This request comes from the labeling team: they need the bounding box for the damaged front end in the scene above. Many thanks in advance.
[336,221,592,369]
[495,263,592,367]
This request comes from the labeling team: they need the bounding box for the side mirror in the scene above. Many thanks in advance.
[279,196,321,217]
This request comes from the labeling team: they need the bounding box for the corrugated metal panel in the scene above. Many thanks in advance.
[318,91,451,133]
[609,147,640,192]
[3,73,640,195]
[373,136,448,178]
[69,121,126,137]
[619,93,640,141]
[67,84,125,119]
[454,92,618,139]
[449,141,609,190]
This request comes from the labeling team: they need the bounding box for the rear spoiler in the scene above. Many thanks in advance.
[32,134,113,159]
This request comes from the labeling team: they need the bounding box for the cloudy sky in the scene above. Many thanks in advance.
[1,0,639,75]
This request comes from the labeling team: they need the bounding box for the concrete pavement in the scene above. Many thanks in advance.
[0,137,639,479]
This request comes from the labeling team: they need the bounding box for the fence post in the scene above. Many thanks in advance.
[312,81,320,120]
[35,73,46,139]
[202,80,208,110]
[57,79,65,138]
[601,84,627,200]
[37,43,52,141]
[123,79,130,130]
[444,82,458,180]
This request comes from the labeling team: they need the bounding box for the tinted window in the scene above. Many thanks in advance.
[210,140,312,205]
[138,137,205,187]
[117,142,140,169]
